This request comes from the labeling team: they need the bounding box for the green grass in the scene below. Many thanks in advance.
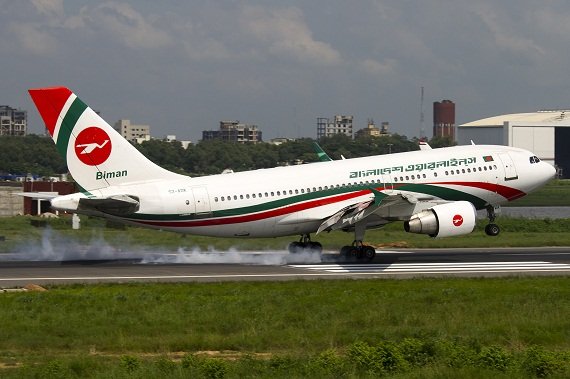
[1,215,570,255]
[504,179,570,207]
[0,278,569,377]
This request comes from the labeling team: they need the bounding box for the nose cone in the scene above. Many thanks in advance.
[543,162,557,182]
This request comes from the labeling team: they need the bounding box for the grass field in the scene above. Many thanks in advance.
[1,215,570,256]
[0,181,569,377]
[0,278,569,378]
[504,179,570,207]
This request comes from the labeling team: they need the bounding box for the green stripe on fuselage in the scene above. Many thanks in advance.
[55,97,88,160]
[124,182,488,222]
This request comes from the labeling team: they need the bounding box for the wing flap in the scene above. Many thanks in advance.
[78,195,139,215]
[316,192,413,234]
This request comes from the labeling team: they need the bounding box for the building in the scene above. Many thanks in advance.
[317,115,353,139]
[0,183,24,216]
[457,110,570,177]
[114,119,150,143]
[0,105,27,136]
[355,119,390,138]
[202,120,262,144]
[164,135,192,149]
[433,100,455,140]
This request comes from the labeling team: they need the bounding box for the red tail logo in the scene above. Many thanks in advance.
[74,127,112,166]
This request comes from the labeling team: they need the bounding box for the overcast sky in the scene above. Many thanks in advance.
[2,0,569,142]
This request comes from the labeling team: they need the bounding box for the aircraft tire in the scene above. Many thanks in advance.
[288,242,303,253]
[363,246,376,260]
[309,242,323,254]
[485,223,500,236]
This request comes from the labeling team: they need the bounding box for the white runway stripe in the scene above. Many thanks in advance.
[290,261,570,274]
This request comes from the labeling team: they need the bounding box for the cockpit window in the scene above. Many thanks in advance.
[529,156,541,164]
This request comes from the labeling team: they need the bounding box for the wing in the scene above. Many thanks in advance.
[316,190,409,234]
[315,189,441,234]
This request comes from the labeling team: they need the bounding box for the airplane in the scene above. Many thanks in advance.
[28,87,556,260]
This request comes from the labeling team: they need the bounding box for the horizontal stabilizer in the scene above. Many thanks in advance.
[78,195,140,215]
[14,192,58,200]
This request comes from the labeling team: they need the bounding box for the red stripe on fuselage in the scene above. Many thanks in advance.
[132,188,373,228]
[129,181,525,229]
[437,181,526,201]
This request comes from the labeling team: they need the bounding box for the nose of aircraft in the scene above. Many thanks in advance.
[543,162,557,182]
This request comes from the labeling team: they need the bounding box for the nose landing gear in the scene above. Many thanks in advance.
[485,205,501,236]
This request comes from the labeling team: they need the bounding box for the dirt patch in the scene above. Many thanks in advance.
[373,241,410,248]
[0,362,22,370]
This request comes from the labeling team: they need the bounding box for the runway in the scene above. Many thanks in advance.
[1,247,570,287]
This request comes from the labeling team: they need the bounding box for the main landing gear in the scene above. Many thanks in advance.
[485,205,500,236]
[288,234,323,254]
[288,222,377,261]
[340,240,376,260]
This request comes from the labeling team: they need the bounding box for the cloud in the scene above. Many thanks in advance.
[8,22,59,55]
[360,58,397,76]
[240,5,341,66]
[473,4,544,56]
[30,0,64,18]
[80,2,172,49]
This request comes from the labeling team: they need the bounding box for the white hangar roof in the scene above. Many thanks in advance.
[460,110,570,127]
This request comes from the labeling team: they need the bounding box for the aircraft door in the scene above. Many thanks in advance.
[382,174,393,193]
[191,186,211,216]
[497,153,518,181]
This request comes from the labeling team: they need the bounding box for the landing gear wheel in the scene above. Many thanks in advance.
[363,246,376,261]
[288,235,323,254]
[485,223,500,237]
[288,241,303,253]
[339,241,376,261]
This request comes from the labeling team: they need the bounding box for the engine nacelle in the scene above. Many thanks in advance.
[404,201,477,238]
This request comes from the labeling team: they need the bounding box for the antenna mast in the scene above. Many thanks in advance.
[419,86,425,140]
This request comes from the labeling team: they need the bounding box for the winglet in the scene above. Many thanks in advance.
[28,87,73,137]
[312,142,333,162]
[369,187,384,206]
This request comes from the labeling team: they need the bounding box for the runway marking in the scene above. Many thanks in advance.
[289,261,570,273]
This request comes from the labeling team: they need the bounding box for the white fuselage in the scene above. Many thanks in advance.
[53,144,555,238]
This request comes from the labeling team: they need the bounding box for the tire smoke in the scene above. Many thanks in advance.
[5,227,324,265]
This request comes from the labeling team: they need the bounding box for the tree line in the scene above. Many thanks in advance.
[0,134,454,178]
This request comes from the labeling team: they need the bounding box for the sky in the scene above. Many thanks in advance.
[2,0,570,142]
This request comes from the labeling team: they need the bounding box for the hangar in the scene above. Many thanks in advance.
[457,110,569,178]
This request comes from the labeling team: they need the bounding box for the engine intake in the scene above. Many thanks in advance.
[404,201,476,238]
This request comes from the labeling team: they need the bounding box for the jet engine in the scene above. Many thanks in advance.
[404,201,477,238]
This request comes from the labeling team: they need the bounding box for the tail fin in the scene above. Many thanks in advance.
[29,87,184,192]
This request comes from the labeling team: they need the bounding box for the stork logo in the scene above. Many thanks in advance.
[453,214,464,227]
[74,127,112,166]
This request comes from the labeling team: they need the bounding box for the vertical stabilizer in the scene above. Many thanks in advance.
[29,87,184,192]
